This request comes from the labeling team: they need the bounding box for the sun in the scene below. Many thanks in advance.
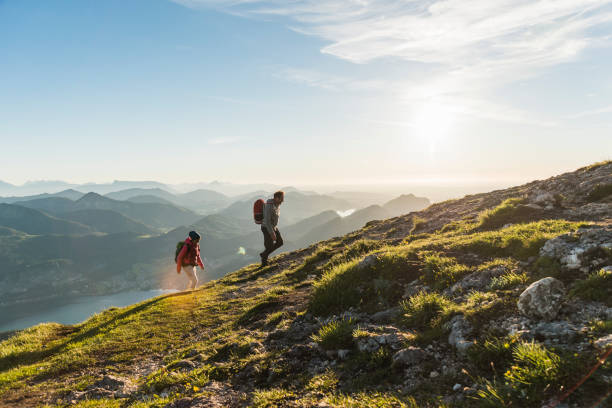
[412,100,456,154]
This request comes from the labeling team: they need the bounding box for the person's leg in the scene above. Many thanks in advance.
[260,226,274,264]
[273,228,283,251]
[183,265,198,289]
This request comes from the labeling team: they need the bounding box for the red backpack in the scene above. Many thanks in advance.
[253,199,265,224]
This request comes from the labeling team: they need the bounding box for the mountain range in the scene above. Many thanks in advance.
[0,185,431,309]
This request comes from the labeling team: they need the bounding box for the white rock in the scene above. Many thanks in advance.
[453,383,462,392]
[517,277,566,320]
[429,370,439,378]
[337,349,350,360]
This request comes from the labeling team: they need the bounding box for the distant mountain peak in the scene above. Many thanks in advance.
[77,192,108,202]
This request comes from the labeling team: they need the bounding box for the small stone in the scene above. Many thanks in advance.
[429,370,439,378]
[453,383,462,392]
[337,349,350,360]
[392,347,427,367]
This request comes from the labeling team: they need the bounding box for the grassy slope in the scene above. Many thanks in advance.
[1,164,611,407]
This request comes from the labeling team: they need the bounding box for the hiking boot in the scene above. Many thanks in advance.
[260,253,268,267]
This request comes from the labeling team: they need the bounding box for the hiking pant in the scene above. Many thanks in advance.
[182,265,198,289]
[261,226,283,260]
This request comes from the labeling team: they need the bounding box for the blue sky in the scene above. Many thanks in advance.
[1,0,611,188]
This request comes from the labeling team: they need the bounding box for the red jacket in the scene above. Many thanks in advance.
[176,237,204,272]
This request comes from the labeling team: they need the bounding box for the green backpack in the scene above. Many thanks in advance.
[174,241,189,264]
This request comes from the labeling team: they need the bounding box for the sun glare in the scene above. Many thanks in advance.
[412,100,456,154]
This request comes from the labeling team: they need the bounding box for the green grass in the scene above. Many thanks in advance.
[569,269,612,306]
[326,392,418,408]
[264,311,288,327]
[0,284,232,402]
[586,183,612,202]
[477,198,542,230]
[489,271,529,290]
[462,292,515,331]
[236,286,291,325]
[399,292,455,330]
[309,259,364,316]
[287,239,381,283]
[306,369,339,392]
[420,253,471,289]
[311,318,356,350]
[440,220,584,260]
[143,365,213,393]
[467,335,519,373]
[474,341,594,407]
[308,248,417,316]
[250,387,297,407]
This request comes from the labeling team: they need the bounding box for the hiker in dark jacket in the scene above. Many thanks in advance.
[260,191,284,266]
[176,231,205,289]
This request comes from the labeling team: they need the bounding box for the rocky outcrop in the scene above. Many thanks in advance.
[540,225,612,272]
[450,265,507,293]
[517,277,566,320]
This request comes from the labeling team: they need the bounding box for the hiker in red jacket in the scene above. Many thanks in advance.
[176,231,205,289]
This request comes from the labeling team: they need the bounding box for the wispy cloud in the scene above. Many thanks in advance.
[172,0,612,77]
[172,0,612,128]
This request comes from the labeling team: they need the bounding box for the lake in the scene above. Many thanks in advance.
[0,289,178,333]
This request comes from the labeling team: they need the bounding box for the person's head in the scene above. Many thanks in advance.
[273,190,284,205]
[188,231,201,243]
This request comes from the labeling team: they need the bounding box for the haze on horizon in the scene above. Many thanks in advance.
[1,0,611,187]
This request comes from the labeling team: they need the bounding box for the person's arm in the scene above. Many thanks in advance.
[176,244,188,273]
[196,248,204,269]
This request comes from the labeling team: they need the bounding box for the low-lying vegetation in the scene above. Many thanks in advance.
[419,253,471,289]
[569,269,612,306]
[400,291,455,330]
[477,197,542,230]
[475,341,593,407]
[311,318,355,350]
